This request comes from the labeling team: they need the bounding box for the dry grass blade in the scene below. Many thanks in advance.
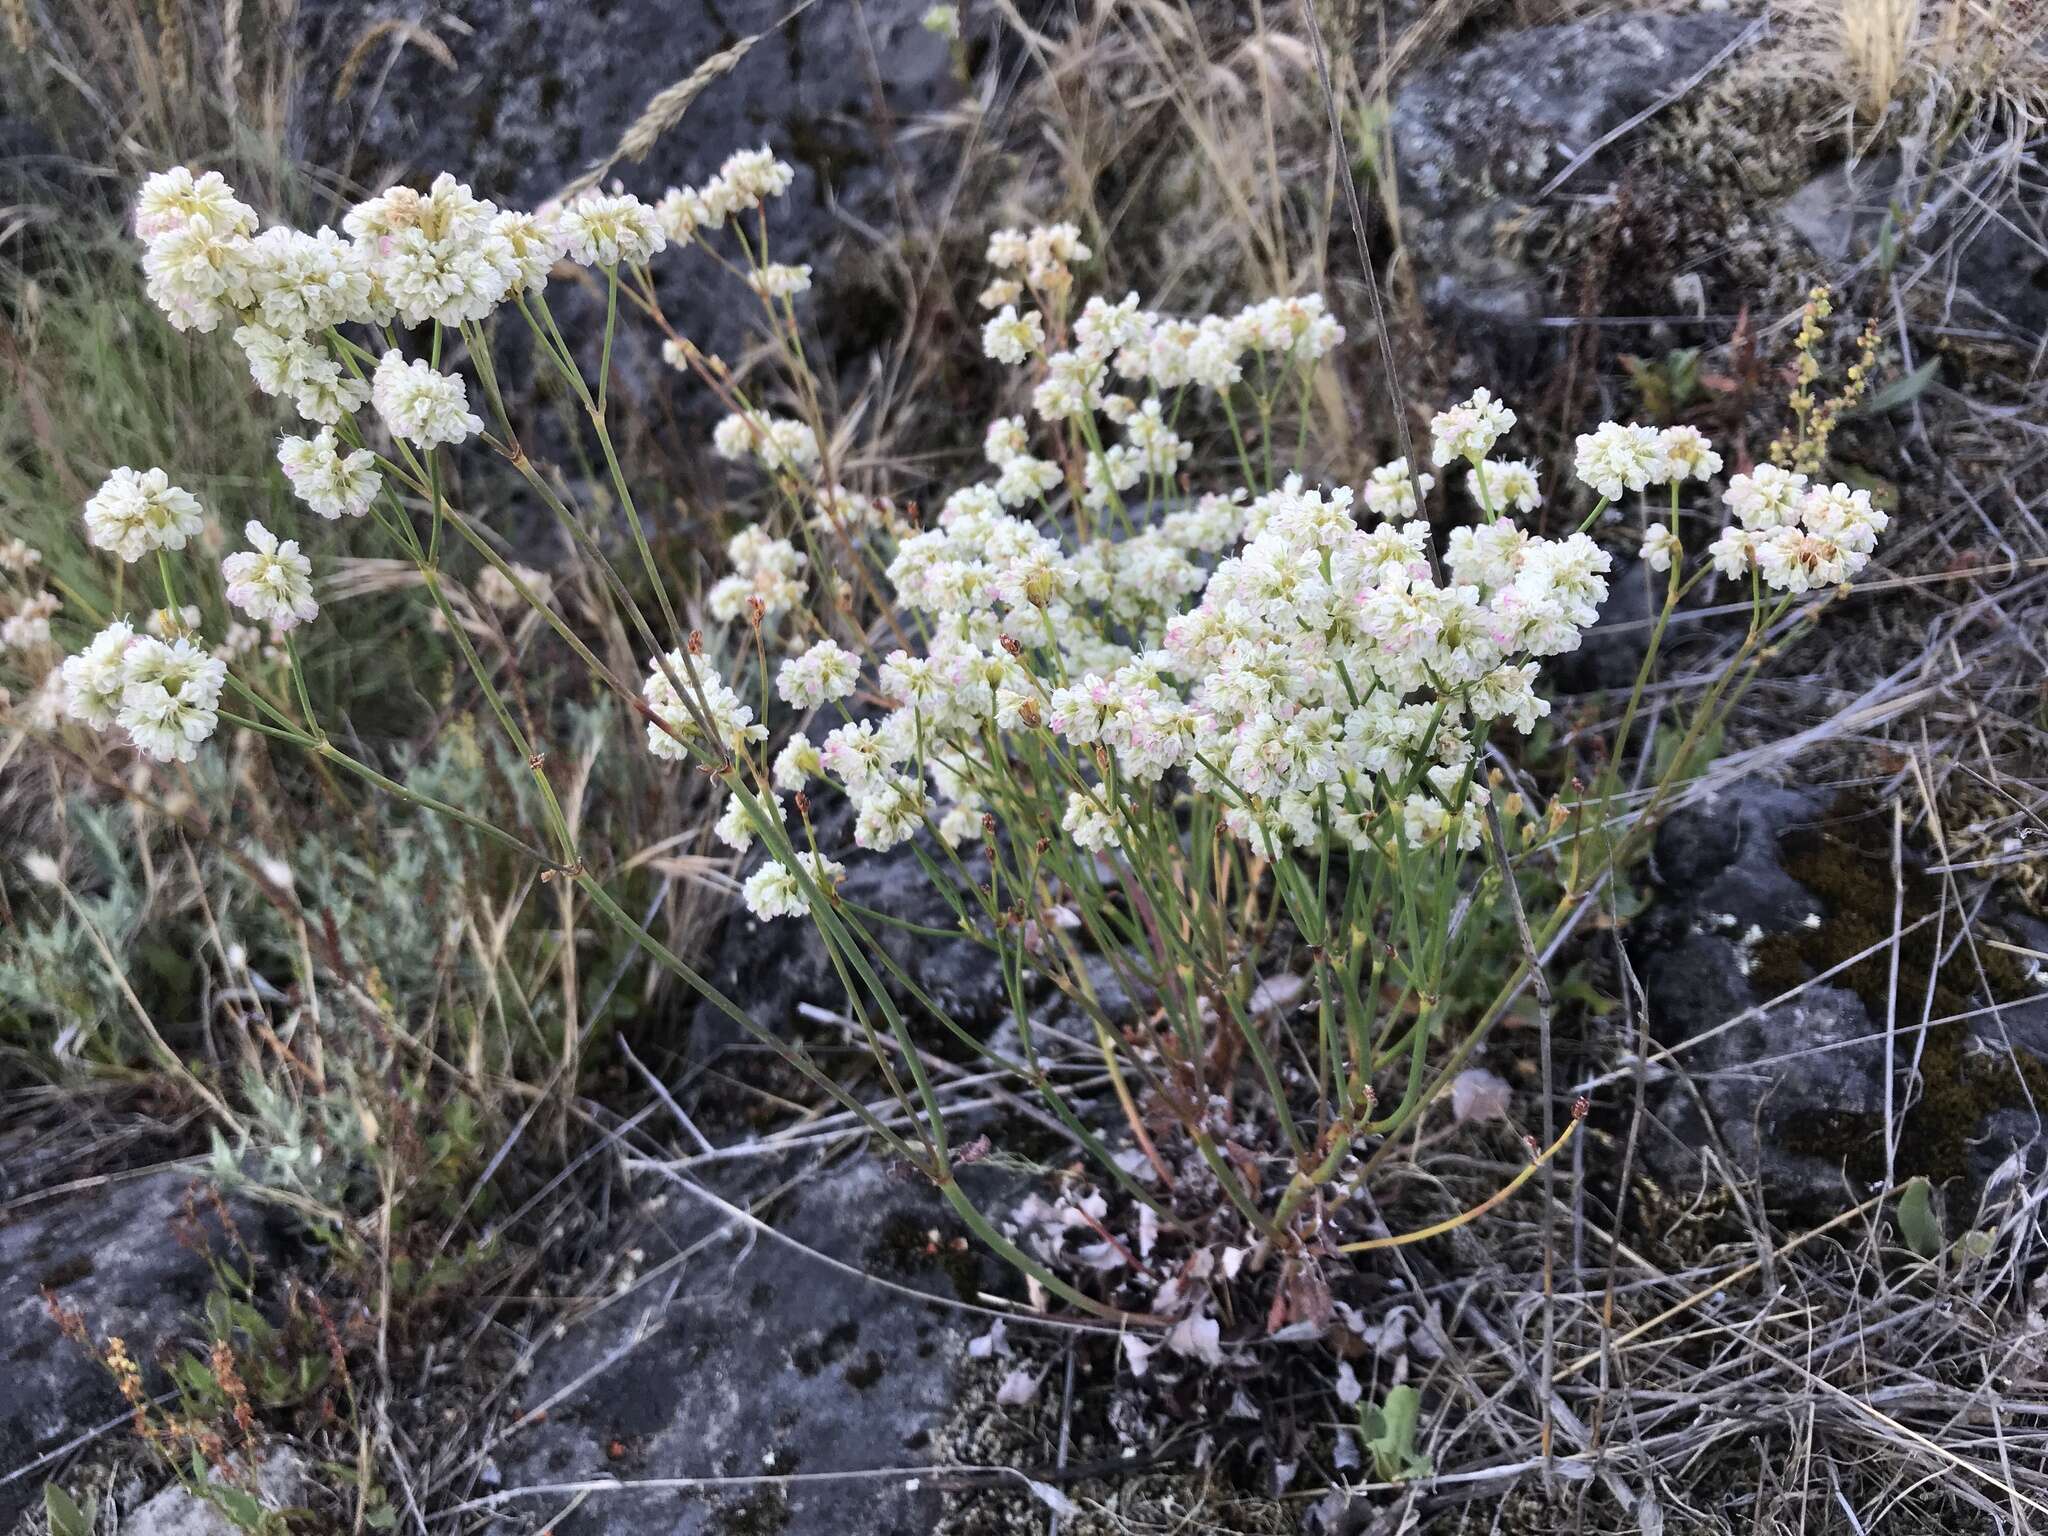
[1841,0,1921,118]
[331,16,456,105]
[554,0,817,202]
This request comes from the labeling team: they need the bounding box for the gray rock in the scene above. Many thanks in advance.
[292,0,961,378]
[1635,783,2048,1211]
[1390,11,1752,355]
[0,1171,287,1528]
[124,1448,304,1536]
[482,1156,1007,1535]
[691,833,1007,1054]
[1549,552,1658,696]
[1779,152,2048,346]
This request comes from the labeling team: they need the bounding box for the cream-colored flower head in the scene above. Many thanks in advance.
[222,520,319,630]
[371,351,483,449]
[83,468,206,563]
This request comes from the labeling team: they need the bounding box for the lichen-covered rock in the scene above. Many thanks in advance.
[123,1449,304,1536]
[1389,11,1754,349]
[0,1171,288,1529]
[484,1157,1010,1536]
[1635,783,2048,1212]
[1780,152,2048,347]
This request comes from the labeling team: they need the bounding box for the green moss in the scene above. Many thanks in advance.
[1759,812,2043,1184]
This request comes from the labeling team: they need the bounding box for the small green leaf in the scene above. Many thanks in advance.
[1855,358,1940,417]
[1360,1384,1433,1482]
[43,1483,94,1536]
[1899,1176,1942,1259]
[205,1482,267,1533]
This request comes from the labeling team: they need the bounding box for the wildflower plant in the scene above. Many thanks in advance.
[54,148,1889,1322]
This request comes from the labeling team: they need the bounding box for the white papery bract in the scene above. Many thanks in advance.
[371,351,484,449]
[222,520,319,629]
[83,468,206,563]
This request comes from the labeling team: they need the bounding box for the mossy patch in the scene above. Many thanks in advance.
[1755,810,2043,1185]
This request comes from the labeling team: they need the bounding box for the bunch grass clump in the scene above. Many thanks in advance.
[33,141,1892,1325]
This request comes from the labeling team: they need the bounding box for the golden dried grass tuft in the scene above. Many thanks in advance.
[1841,0,1921,118]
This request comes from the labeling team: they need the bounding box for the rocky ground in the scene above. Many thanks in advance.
[5,2,2047,1532]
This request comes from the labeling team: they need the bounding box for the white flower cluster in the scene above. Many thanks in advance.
[653,147,797,243]
[993,292,1346,421]
[662,236,1899,926]
[1570,420,1725,500]
[1709,466,1888,593]
[776,638,861,709]
[371,350,483,449]
[82,467,205,563]
[708,526,808,624]
[742,850,846,920]
[712,409,821,477]
[278,429,380,519]
[642,652,766,762]
[60,621,227,762]
[557,190,666,269]
[656,247,1722,908]
[986,221,1091,289]
[2,591,59,652]
[221,520,319,630]
[128,163,688,512]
